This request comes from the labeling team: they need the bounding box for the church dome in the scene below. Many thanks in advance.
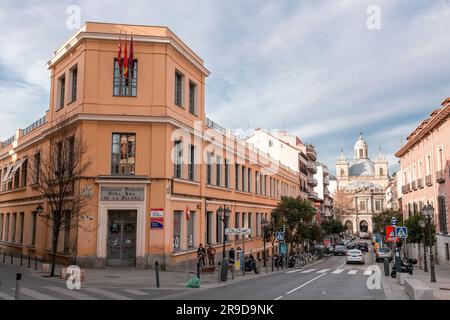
[344,181,384,192]
[348,158,375,176]
[354,134,368,149]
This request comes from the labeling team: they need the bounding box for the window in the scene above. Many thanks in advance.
[63,211,71,254]
[189,81,197,115]
[111,133,136,175]
[173,211,182,252]
[248,213,252,238]
[19,212,24,244]
[426,155,431,175]
[58,75,65,109]
[235,164,240,190]
[21,159,28,187]
[375,201,381,211]
[5,214,10,241]
[216,213,223,244]
[269,140,273,147]
[438,196,448,234]
[255,172,259,194]
[113,59,138,97]
[380,168,384,176]
[33,152,41,185]
[359,201,366,211]
[256,213,260,237]
[0,213,3,241]
[235,212,240,240]
[207,152,212,185]
[188,144,195,181]
[187,211,195,248]
[242,213,246,238]
[13,166,20,189]
[175,71,184,107]
[216,156,222,186]
[248,168,252,193]
[206,211,213,245]
[11,213,16,242]
[224,159,230,188]
[31,212,37,246]
[71,66,78,102]
[174,140,183,179]
[242,166,246,191]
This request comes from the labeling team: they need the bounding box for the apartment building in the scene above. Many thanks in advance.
[0,22,300,269]
[395,97,450,264]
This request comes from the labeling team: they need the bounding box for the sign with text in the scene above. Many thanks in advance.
[100,186,145,201]
[150,208,164,229]
[225,228,251,236]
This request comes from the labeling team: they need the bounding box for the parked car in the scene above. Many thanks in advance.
[346,249,365,264]
[325,245,334,255]
[357,242,369,252]
[375,247,393,262]
[359,232,370,239]
[334,245,347,256]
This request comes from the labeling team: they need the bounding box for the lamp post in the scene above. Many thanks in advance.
[36,204,44,216]
[422,204,436,283]
[217,205,231,282]
[419,219,428,272]
[261,218,269,270]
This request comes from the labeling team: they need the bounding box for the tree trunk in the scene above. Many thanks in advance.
[418,240,422,269]
[50,218,61,277]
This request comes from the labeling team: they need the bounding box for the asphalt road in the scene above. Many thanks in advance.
[163,250,386,300]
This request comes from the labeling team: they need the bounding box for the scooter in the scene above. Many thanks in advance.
[390,258,417,278]
[273,254,284,268]
[245,254,259,274]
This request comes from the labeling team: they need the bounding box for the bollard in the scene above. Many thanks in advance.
[15,273,22,300]
[231,265,235,280]
[2,251,5,263]
[28,254,31,268]
[218,262,221,284]
[196,262,201,279]
[11,252,13,264]
[20,253,23,266]
[384,258,390,276]
[34,256,37,271]
[155,261,160,288]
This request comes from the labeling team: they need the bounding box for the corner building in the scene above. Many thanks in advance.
[0,23,300,269]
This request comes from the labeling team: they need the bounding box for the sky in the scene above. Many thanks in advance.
[1,0,450,175]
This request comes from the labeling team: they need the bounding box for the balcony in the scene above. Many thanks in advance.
[324,189,331,196]
[426,174,433,186]
[307,162,317,174]
[402,184,411,194]
[417,178,424,189]
[306,144,317,161]
[307,177,318,187]
[324,199,332,207]
[324,176,330,185]
[412,181,417,190]
[308,191,319,200]
[436,170,445,184]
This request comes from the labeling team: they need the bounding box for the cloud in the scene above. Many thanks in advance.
[1,0,449,176]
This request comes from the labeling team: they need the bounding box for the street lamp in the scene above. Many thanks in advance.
[261,218,269,271]
[217,206,231,259]
[422,204,436,283]
[418,219,428,272]
[36,204,44,216]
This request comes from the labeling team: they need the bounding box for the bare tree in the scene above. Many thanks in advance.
[332,189,354,219]
[29,118,93,277]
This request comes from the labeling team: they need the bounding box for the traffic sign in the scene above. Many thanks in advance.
[385,226,397,242]
[275,231,285,241]
[391,217,397,226]
[279,242,287,256]
[395,226,408,238]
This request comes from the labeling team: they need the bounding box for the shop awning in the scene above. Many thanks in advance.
[2,158,27,182]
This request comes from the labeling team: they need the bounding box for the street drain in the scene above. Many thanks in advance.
[439,287,450,291]
[106,275,121,278]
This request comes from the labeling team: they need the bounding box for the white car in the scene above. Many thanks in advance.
[346,249,365,264]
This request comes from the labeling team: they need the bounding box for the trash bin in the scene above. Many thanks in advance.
[220,258,229,281]
[383,258,390,276]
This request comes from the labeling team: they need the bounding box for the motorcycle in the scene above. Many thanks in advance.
[245,254,259,274]
[273,254,284,268]
[390,257,417,278]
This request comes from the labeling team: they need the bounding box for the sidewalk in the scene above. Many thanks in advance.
[381,262,450,300]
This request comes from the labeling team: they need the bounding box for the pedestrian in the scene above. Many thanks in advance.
[197,243,206,266]
[229,247,235,264]
[207,243,216,266]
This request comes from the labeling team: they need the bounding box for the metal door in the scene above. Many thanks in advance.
[107,210,137,267]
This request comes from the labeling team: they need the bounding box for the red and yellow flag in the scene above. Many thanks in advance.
[123,34,129,79]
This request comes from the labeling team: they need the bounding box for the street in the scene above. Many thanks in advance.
[0,248,386,300]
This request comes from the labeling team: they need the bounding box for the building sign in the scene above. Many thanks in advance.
[225,228,251,236]
[100,186,145,202]
[150,208,164,229]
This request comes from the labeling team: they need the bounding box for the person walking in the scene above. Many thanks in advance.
[197,243,206,266]
[207,244,216,266]
[229,247,235,264]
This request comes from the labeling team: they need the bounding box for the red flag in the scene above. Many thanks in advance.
[123,34,128,80]
[185,206,190,221]
[129,36,134,77]
[117,32,122,70]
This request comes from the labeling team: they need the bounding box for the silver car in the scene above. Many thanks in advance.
[346,249,365,264]
[376,247,393,262]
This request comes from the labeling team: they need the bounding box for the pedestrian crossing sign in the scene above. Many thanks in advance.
[275,231,284,241]
[395,226,408,238]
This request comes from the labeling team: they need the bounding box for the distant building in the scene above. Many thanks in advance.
[314,162,333,220]
[336,134,389,234]
[385,171,400,211]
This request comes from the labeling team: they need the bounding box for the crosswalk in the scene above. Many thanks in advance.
[286,267,374,276]
[0,286,154,300]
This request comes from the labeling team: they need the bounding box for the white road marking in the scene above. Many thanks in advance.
[123,289,148,296]
[286,273,326,295]
[300,268,316,273]
[332,269,344,274]
[285,269,302,274]
[337,261,347,270]
[15,287,58,300]
[0,291,14,300]
[316,269,330,274]
[84,287,132,300]
[44,286,98,300]
[363,270,373,276]
[274,296,283,300]
[347,270,358,275]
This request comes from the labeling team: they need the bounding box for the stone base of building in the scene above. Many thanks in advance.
[436,234,450,265]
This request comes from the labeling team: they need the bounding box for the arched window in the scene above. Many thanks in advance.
[359,149,363,158]
[340,169,344,177]
[379,168,384,176]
